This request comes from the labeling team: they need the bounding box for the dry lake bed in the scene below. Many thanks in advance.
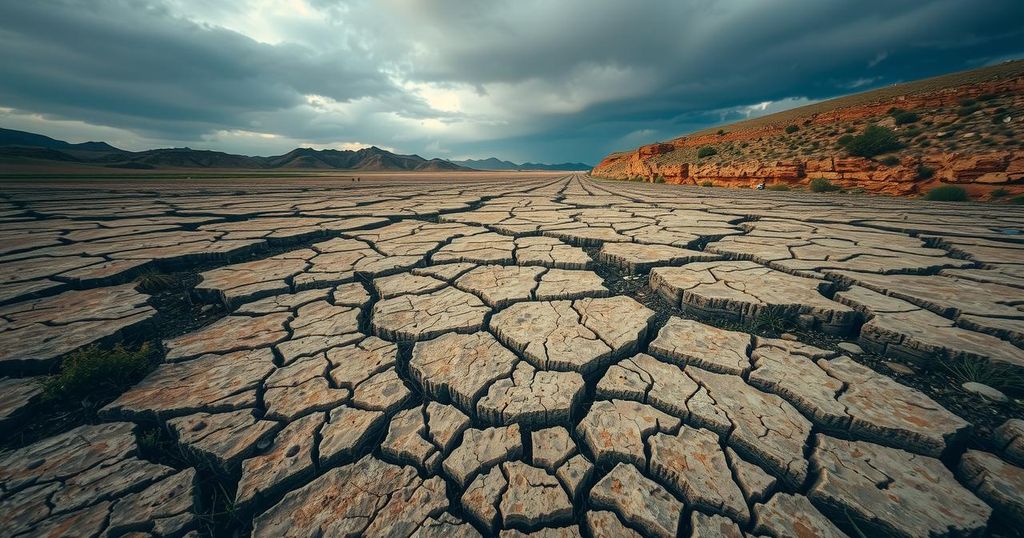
[1,173,1022,537]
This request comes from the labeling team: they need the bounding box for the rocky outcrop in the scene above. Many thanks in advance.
[593,68,1024,199]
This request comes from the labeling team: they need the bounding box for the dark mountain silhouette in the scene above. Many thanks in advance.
[452,157,592,171]
[0,127,124,152]
[0,127,472,171]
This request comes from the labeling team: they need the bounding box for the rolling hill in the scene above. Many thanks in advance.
[591,60,1024,199]
[451,157,592,171]
[0,128,471,172]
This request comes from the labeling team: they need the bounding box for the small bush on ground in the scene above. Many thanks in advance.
[717,129,726,136]
[1009,195,1024,205]
[957,104,980,117]
[40,343,153,405]
[916,165,935,180]
[845,125,902,157]
[784,124,799,134]
[836,134,854,148]
[766,184,790,191]
[990,188,1009,198]
[809,178,841,192]
[889,109,919,125]
[943,357,1024,394]
[653,175,666,183]
[879,156,900,166]
[697,146,717,158]
[700,180,715,187]
[752,305,795,334]
[923,185,968,202]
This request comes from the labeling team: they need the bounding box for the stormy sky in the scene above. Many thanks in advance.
[1,1,1021,164]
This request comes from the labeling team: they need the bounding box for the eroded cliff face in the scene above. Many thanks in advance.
[593,72,1024,199]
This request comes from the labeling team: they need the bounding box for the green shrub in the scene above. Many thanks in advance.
[991,188,1010,198]
[700,180,715,187]
[845,125,902,157]
[836,134,854,148]
[766,184,790,191]
[1009,195,1024,205]
[697,146,717,158]
[717,129,726,136]
[784,124,799,134]
[879,156,901,166]
[957,104,980,117]
[916,165,935,180]
[40,343,153,404]
[923,185,968,202]
[752,305,795,334]
[809,178,841,192]
[653,175,666,184]
[890,109,919,125]
[943,357,1024,393]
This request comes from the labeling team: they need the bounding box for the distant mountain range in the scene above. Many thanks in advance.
[0,127,589,172]
[450,157,592,171]
[0,127,469,171]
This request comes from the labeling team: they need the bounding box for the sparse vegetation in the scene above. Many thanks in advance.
[990,188,1009,198]
[751,305,795,334]
[879,156,901,166]
[784,124,799,134]
[1009,195,1024,205]
[889,109,919,125]
[653,174,666,183]
[809,178,841,192]
[957,104,981,117]
[845,125,902,157]
[943,357,1024,394]
[135,270,177,294]
[40,343,153,406]
[697,146,717,158]
[836,134,854,148]
[916,165,935,180]
[700,180,715,187]
[923,185,968,201]
[717,129,726,136]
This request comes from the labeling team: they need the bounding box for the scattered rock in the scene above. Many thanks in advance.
[962,381,1009,402]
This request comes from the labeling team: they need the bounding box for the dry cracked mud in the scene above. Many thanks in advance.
[1,174,1023,537]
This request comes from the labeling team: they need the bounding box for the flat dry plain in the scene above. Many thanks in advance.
[1,173,1022,537]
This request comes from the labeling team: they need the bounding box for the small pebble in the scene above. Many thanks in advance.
[882,362,915,376]
[837,342,863,355]
[962,381,1008,403]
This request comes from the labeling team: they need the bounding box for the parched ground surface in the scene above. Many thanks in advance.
[1,173,1023,537]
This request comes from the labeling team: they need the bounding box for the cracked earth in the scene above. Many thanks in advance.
[1,173,1023,537]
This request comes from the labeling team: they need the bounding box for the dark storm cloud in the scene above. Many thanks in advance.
[0,0,1022,162]
[0,0,396,139]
